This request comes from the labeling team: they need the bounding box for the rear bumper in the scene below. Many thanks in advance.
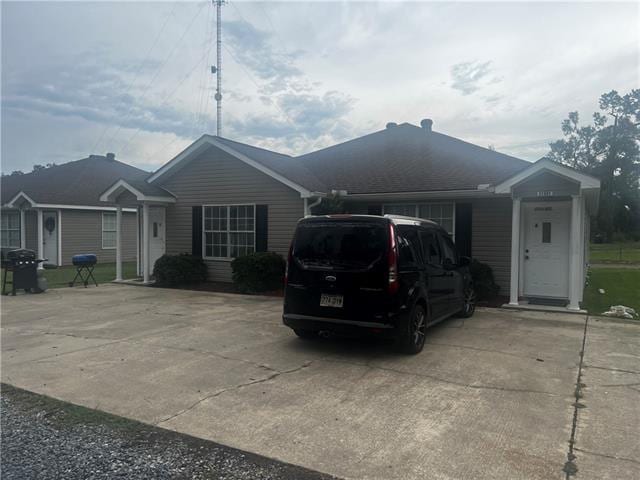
[283,313,397,338]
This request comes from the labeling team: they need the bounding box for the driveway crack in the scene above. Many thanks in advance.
[563,315,589,479]
[155,361,314,426]
[574,447,640,466]
[322,358,558,396]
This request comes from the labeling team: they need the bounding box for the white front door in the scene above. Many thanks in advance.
[149,207,166,271]
[522,201,570,298]
[42,211,58,265]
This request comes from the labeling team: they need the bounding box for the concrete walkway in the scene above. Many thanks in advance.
[2,284,638,479]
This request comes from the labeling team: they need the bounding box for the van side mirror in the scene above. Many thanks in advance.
[458,256,471,267]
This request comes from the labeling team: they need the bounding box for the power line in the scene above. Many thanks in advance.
[222,42,297,128]
[119,44,213,155]
[105,1,209,152]
[90,2,178,154]
[255,2,289,56]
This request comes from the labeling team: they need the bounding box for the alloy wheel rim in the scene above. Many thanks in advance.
[413,309,426,346]
[464,289,476,314]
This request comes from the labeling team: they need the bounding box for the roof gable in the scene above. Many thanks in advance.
[147,135,325,196]
[494,158,600,194]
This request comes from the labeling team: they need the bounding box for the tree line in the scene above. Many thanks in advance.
[546,89,640,242]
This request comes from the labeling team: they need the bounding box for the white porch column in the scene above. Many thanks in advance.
[136,207,141,276]
[508,198,521,306]
[115,205,123,281]
[568,195,583,310]
[142,203,150,284]
[19,209,26,249]
[36,209,44,269]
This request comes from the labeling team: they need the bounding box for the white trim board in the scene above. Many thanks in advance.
[99,179,176,204]
[494,158,600,194]
[147,135,315,198]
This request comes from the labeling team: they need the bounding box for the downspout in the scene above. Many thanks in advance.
[305,197,322,216]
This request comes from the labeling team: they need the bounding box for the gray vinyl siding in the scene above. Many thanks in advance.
[470,198,512,293]
[159,147,305,282]
[25,211,37,251]
[60,210,137,265]
[513,171,579,198]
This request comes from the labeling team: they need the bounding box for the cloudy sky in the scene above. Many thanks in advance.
[2,1,638,173]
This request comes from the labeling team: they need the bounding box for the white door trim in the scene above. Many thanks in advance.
[521,201,571,299]
[57,209,62,266]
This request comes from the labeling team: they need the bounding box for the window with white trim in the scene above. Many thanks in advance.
[1,211,21,248]
[203,205,255,259]
[102,212,117,249]
[383,203,455,235]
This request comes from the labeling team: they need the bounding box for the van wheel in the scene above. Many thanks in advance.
[294,329,317,340]
[459,287,476,318]
[397,304,427,354]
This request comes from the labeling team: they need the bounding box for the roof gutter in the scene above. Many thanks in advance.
[343,188,504,201]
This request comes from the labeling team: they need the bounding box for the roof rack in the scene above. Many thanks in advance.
[383,214,439,226]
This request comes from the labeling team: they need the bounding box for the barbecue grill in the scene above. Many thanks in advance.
[1,248,47,295]
[70,254,98,287]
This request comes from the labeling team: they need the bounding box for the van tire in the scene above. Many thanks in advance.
[294,329,317,340]
[458,287,476,318]
[396,304,427,354]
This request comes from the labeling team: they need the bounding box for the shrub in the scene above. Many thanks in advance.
[153,253,207,287]
[231,252,285,293]
[470,259,500,300]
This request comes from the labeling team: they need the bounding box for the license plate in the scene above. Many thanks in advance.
[320,294,343,308]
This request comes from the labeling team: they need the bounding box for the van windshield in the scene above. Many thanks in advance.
[293,222,387,269]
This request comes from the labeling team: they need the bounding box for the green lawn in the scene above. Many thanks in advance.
[590,241,640,264]
[2,262,138,290]
[582,267,640,316]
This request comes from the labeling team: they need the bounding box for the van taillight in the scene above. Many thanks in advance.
[388,223,399,294]
[284,241,293,286]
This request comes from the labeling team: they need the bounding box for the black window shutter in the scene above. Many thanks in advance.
[255,205,268,252]
[454,203,472,258]
[367,204,383,216]
[192,206,203,257]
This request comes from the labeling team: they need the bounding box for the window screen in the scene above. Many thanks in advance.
[542,222,551,243]
[1,211,21,248]
[203,205,255,258]
[102,212,117,249]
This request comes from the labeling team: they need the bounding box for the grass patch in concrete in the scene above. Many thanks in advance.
[2,262,138,290]
[590,241,640,264]
[582,267,640,316]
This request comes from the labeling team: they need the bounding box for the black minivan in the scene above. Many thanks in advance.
[283,214,476,354]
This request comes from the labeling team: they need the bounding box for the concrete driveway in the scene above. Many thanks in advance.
[2,285,638,480]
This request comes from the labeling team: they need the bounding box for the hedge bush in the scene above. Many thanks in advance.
[153,253,207,287]
[470,259,500,300]
[231,252,285,293]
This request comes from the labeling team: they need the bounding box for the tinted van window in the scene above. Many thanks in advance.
[439,233,457,265]
[398,227,421,267]
[420,230,442,265]
[293,222,386,269]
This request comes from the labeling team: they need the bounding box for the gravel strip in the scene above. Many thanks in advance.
[1,385,335,480]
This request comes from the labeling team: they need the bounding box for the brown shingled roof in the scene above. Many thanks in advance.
[1,155,167,207]
[296,123,531,194]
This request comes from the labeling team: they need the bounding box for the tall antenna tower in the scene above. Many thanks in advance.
[211,0,224,136]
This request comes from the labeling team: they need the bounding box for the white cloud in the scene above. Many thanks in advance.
[1,1,638,173]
